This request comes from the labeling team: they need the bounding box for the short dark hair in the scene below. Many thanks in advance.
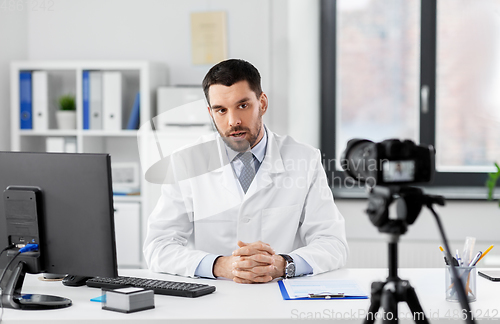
[202,59,262,105]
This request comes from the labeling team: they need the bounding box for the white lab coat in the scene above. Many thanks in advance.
[143,128,348,278]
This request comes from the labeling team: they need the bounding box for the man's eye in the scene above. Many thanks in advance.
[217,108,227,114]
[239,104,248,109]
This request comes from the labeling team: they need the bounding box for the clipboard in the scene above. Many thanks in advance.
[278,280,368,300]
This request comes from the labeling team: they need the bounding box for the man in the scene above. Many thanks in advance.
[144,59,348,283]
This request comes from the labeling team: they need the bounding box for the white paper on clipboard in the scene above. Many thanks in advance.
[283,279,367,299]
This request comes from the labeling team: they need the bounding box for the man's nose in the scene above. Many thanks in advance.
[228,110,242,127]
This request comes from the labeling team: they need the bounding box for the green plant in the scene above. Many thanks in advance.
[58,94,76,111]
[486,162,500,207]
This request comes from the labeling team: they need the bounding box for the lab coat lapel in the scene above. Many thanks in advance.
[244,130,285,199]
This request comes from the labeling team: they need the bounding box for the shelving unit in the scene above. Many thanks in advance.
[10,60,168,268]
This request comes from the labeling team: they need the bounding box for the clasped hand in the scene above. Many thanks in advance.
[213,241,285,284]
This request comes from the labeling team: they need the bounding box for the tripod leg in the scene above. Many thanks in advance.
[381,283,399,324]
[402,280,429,324]
[364,281,384,324]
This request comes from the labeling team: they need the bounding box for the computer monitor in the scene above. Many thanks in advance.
[0,152,118,310]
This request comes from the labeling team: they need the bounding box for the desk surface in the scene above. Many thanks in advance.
[2,268,499,323]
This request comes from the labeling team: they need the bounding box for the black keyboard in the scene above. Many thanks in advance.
[86,276,216,298]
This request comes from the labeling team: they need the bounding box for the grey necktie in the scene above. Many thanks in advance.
[237,152,256,193]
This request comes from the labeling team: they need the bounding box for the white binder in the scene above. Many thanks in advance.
[89,71,103,130]
[32,71,49,131]
[103,72,122,131]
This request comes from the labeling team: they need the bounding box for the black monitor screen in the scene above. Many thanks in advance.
[0,152,118,279]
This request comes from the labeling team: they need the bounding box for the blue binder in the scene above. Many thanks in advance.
[82,70,90,129]
[19,71,32,129]
[126,92,140,130]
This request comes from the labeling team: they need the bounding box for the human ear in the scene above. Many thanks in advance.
[259,93,268,115]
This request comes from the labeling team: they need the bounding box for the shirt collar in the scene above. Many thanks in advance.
[225,126,268,163]
[251,126,267,163]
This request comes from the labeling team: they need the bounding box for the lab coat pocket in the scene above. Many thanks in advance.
[261,204,302,252]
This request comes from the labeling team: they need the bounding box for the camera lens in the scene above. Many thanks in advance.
[341,139,377,183]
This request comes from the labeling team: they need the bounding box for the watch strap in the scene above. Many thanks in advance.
[279,254,295,278]
[280,254,293,263]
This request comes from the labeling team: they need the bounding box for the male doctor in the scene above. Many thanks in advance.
[144,59,348,284]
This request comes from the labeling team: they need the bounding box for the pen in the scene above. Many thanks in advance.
[469,251,482,267]
[476,245,494,265]
[439,246,458,266]
[439,246,449,265]
[308,293,345,299]
[440,246,459,266]
[456,249,462,266]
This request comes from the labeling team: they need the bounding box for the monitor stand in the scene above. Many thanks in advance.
[1,260,72,310]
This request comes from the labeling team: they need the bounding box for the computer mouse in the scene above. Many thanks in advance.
[62,275,92,287]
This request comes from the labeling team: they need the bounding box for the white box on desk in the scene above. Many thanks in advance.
[103,287,154,313]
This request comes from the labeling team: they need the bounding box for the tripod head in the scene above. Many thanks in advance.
[366,185,445,236]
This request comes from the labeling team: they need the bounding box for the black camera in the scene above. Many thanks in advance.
[341,138,435,186]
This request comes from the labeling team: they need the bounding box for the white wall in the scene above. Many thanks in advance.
[288,0,320,149]
[26,0,270,85]
[269,0,290,136]
[23,0,292,136]
[0,9,28,150]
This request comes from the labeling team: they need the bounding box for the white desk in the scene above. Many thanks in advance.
[1,268,499,323]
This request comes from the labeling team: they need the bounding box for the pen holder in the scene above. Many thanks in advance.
[445,266,477,302]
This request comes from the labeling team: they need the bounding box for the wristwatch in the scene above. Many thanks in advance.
[279,254,295,278]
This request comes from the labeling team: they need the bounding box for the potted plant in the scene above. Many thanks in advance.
[486,162,500,207]
[56,94,76,129]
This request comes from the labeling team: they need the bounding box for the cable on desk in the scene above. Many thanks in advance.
[428,204,475,324]
[0,245,15,259]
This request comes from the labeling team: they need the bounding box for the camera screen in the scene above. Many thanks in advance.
[382,160,415,182]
